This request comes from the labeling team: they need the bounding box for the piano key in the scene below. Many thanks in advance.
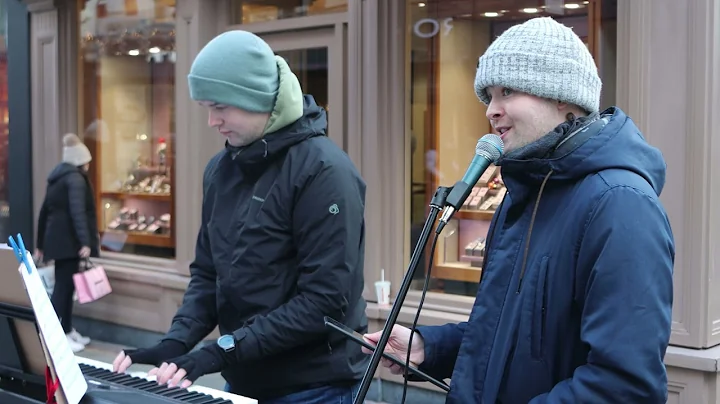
[172,392,205,401]
[184,395,216,404]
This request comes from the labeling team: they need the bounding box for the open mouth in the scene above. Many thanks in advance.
[497,127,512,139]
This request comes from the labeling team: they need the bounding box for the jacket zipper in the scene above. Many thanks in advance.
[516,170,553,293]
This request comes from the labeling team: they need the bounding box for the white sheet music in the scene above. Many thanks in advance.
[18,251,88,404]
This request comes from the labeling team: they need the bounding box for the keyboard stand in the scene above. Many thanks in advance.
[0,389,44,404]
[0,301,47,402]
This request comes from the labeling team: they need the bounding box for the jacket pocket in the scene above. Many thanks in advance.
[531,256,549,361]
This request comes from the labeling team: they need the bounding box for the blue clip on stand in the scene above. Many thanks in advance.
[8,233,32,274]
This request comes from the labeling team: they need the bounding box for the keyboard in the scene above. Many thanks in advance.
[77,357,256,404]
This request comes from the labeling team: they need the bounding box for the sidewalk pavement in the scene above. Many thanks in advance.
[78,340,388,403]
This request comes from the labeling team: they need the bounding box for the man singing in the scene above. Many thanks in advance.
[112,30,368,402]
[365,17,674,403]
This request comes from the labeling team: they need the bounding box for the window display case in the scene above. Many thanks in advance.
[79,0,177,258]
[433,165,505,284]
[98,135,174,250]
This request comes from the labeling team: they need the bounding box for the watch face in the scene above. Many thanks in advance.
[218,335,234,349]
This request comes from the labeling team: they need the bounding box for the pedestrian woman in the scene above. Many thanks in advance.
[36,133,99,353]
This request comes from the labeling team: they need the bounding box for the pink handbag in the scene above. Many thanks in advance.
[73,259,112,304]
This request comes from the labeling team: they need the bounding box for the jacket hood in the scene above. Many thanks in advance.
[47,163,83,184]
[226,94,327,169]
[498,107,667,198]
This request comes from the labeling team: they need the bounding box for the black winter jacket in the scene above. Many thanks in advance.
[37,163,99,261]
[164,96,369,400]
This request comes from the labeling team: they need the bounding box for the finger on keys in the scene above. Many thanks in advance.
[152,362,168,383]
[179,379,193,389]
[113,352,131,373]
[156,362,177,386]
[155,362,170,374]
[111,352,124,372]
[168,368,187,388]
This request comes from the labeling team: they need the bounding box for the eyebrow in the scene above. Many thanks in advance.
[201,102,223,108]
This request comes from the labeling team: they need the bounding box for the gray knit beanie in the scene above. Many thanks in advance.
[474,17,602,113]
[62,133,92,166]
[188,30,278,113]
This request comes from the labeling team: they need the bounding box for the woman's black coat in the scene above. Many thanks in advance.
[37,163,99,261]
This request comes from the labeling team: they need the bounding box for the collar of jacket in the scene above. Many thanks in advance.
[495,108,613,204]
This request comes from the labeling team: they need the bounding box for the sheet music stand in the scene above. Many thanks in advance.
[0,246,53,403]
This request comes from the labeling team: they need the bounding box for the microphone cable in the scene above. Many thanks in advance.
[400,229,442,403]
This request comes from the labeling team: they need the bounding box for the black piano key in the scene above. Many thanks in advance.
[170,391,203,400]
[146,384,173,394]
[103,373,133,383]
[124,379,152,388]
[180,394,205,403]
[202,398,232,404]
[185,393,221,403]
[164,388,193,398]
[83,367,110,377]
[135,380,160,390]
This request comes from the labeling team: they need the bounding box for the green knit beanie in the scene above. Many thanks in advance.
[188,30,279,113]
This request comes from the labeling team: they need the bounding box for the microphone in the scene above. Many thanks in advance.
[436,134,503,234]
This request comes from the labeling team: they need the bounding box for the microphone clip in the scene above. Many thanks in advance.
[436,180,474,234]
[430,186,451,210]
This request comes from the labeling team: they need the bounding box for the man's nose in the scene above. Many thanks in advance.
[208,112,222,127]
[486,101,503,121]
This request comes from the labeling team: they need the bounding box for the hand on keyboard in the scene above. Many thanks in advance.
[112,339,189,374]
[150,342,229,389]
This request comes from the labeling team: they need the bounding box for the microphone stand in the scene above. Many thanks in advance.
[352,185,450,404]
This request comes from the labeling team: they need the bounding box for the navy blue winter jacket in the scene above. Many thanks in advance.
[417,107,674,403]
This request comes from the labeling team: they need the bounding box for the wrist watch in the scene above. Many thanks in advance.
[216,335,235,352]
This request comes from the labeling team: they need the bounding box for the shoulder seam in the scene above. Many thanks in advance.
[581,183,658,237]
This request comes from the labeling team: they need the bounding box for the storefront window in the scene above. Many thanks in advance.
[0,0,9,240]
[79,0,176,259]
[228,0,347,24]
[408,0,615,297]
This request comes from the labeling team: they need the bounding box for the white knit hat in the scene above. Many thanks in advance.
[62,133,92,166]
[474,17,602,113]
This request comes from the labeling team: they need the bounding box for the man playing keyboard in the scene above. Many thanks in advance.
[111,30,368,403]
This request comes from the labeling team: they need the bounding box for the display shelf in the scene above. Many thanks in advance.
[101,191,171,202]
[455,210,494,221]
[435,262,482,283]
[101,231,173,249]
[100,194,173,249]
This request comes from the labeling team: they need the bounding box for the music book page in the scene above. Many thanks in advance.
[18,251,88,404]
